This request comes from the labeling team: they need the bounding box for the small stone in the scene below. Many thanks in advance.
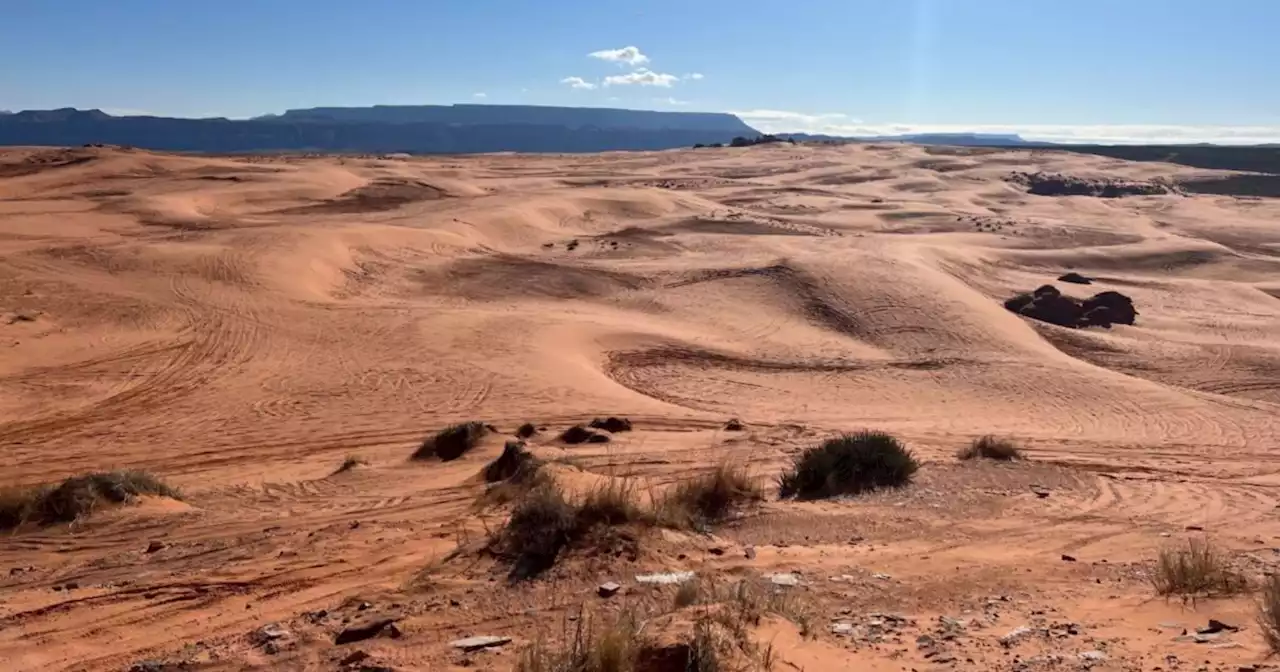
[1079,650,1107,661]
[999,626,1034,647]
[744,546,756,560]
[1197,619,1238,634]
[1186,525,1204,531]
[450,635,512,652]
[708,547,725,556]
[1061,554,1077,562]
[872,573,891,580]
[769,573,801,587]
[335,618,399,645]
[145,541,166,554]
[597,582,621,598]
[635,571,695,585]
[358,601,371,611]
[933,653,956,663]
[916,634,936,649]
[339,650,371,666]
[831,622,854,635]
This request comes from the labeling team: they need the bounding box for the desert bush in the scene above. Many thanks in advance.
[516,609,643,672]
[0,470,180,530]
[334,454,368,473]
[577,478,648,529]
[778,431,918,499]
[1151,537,1248,598]
[1258,574,1280,653]
[589,417,633,433]
[561,425,605,445]
[495,482,577,581]
[516,422,538,439]
[657,462,763,529]
[484,441,541,483]
[414,421,487,461]
[957,435,1023,461]
[674,580,701,608]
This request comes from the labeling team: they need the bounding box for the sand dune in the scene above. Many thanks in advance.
[1,143,1278,670]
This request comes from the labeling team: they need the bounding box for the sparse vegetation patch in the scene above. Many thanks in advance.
[958,435,1023,461]
[1151,537,1248,599]
[413,421,488,461]
[778,431,918,499]
[0,470,181,531]
[656,462,764,530]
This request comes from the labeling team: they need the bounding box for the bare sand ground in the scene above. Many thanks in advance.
[1,143,1278,671]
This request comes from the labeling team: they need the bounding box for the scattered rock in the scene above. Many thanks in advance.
[1186,525,1204,531]
[744,545,756,559]
[1061,554,1077,562]
[769,573,801,587]
[635,571,695,585]
[597,581,621,598]
[339,650,372,667]
[723,418,744,431]
[872,573,892,580]
[1079,650,1107,662]
[335,618,401,645]
[999,625,1035,647]
[1197,619,1238,634]
[1031,486,1051,498]
[252,623,290,644]
[145,540,166,554]
[450,635,512,652]
[831,622,854,635]
[1058,272,1093,285]
[588,416,632,433]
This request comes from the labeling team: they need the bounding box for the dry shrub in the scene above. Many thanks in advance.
[1151,537,1248,598]
[577,478,649,529]
[484,441,541,483]
[0,470,180,531]
[656,462,764,530]
[778,431,918,499]
[516,422,538,439]
[957,435,1023,461]
[516,608,643,672]
[333,454,368,474]
[494,481,577,581]
[1258,574,1280,654]
[414,421,487,461]
[674,580,701,608]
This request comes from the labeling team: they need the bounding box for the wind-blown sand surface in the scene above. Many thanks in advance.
[1,143,1278,671]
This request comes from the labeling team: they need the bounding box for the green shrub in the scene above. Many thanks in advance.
[778,431,918,499]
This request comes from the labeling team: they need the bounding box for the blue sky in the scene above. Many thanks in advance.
[3,0,1279,143]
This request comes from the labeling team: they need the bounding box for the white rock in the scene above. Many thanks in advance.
[634,571,695,585]
[451,635,512,651]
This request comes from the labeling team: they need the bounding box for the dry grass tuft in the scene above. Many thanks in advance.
[0,470,180,531]
[957,435,1023,461]
[413,421,488,461]
[1258,574,1280,654]
[656,462,764,530]
[1151,537,1249,598]
[516,609,643,672]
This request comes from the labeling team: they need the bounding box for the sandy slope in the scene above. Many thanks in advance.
[0,143,1278,671]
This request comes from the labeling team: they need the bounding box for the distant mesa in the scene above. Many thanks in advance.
[1004,284,1137,329]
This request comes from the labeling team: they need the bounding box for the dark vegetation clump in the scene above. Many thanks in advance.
[483,441,542,483]
[413,421,488,461]
[1008,171,1176,197]
[657,463,764,530]
[778,431,919,500]
[492,477,647,581]
[1151,538,1248,599]
[692,142,724,149]
[729,134,796,148]
[0,470,181,530]
[1057,272,1093,285]
[560,425,609,445]
[333,454,368,474]
[589,416,633,433]
[1004,284,1137,329]
[958,435,1023,461]
[515,422,537,439]
[723,418,744,431]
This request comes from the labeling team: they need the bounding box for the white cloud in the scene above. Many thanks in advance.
[730,110,1280,144]
[589,46,649,66]
[560,76,598,90]
[604,68,679,88]
[656,97,690,106]
[473,92,487,99]
[685,73,705,81]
